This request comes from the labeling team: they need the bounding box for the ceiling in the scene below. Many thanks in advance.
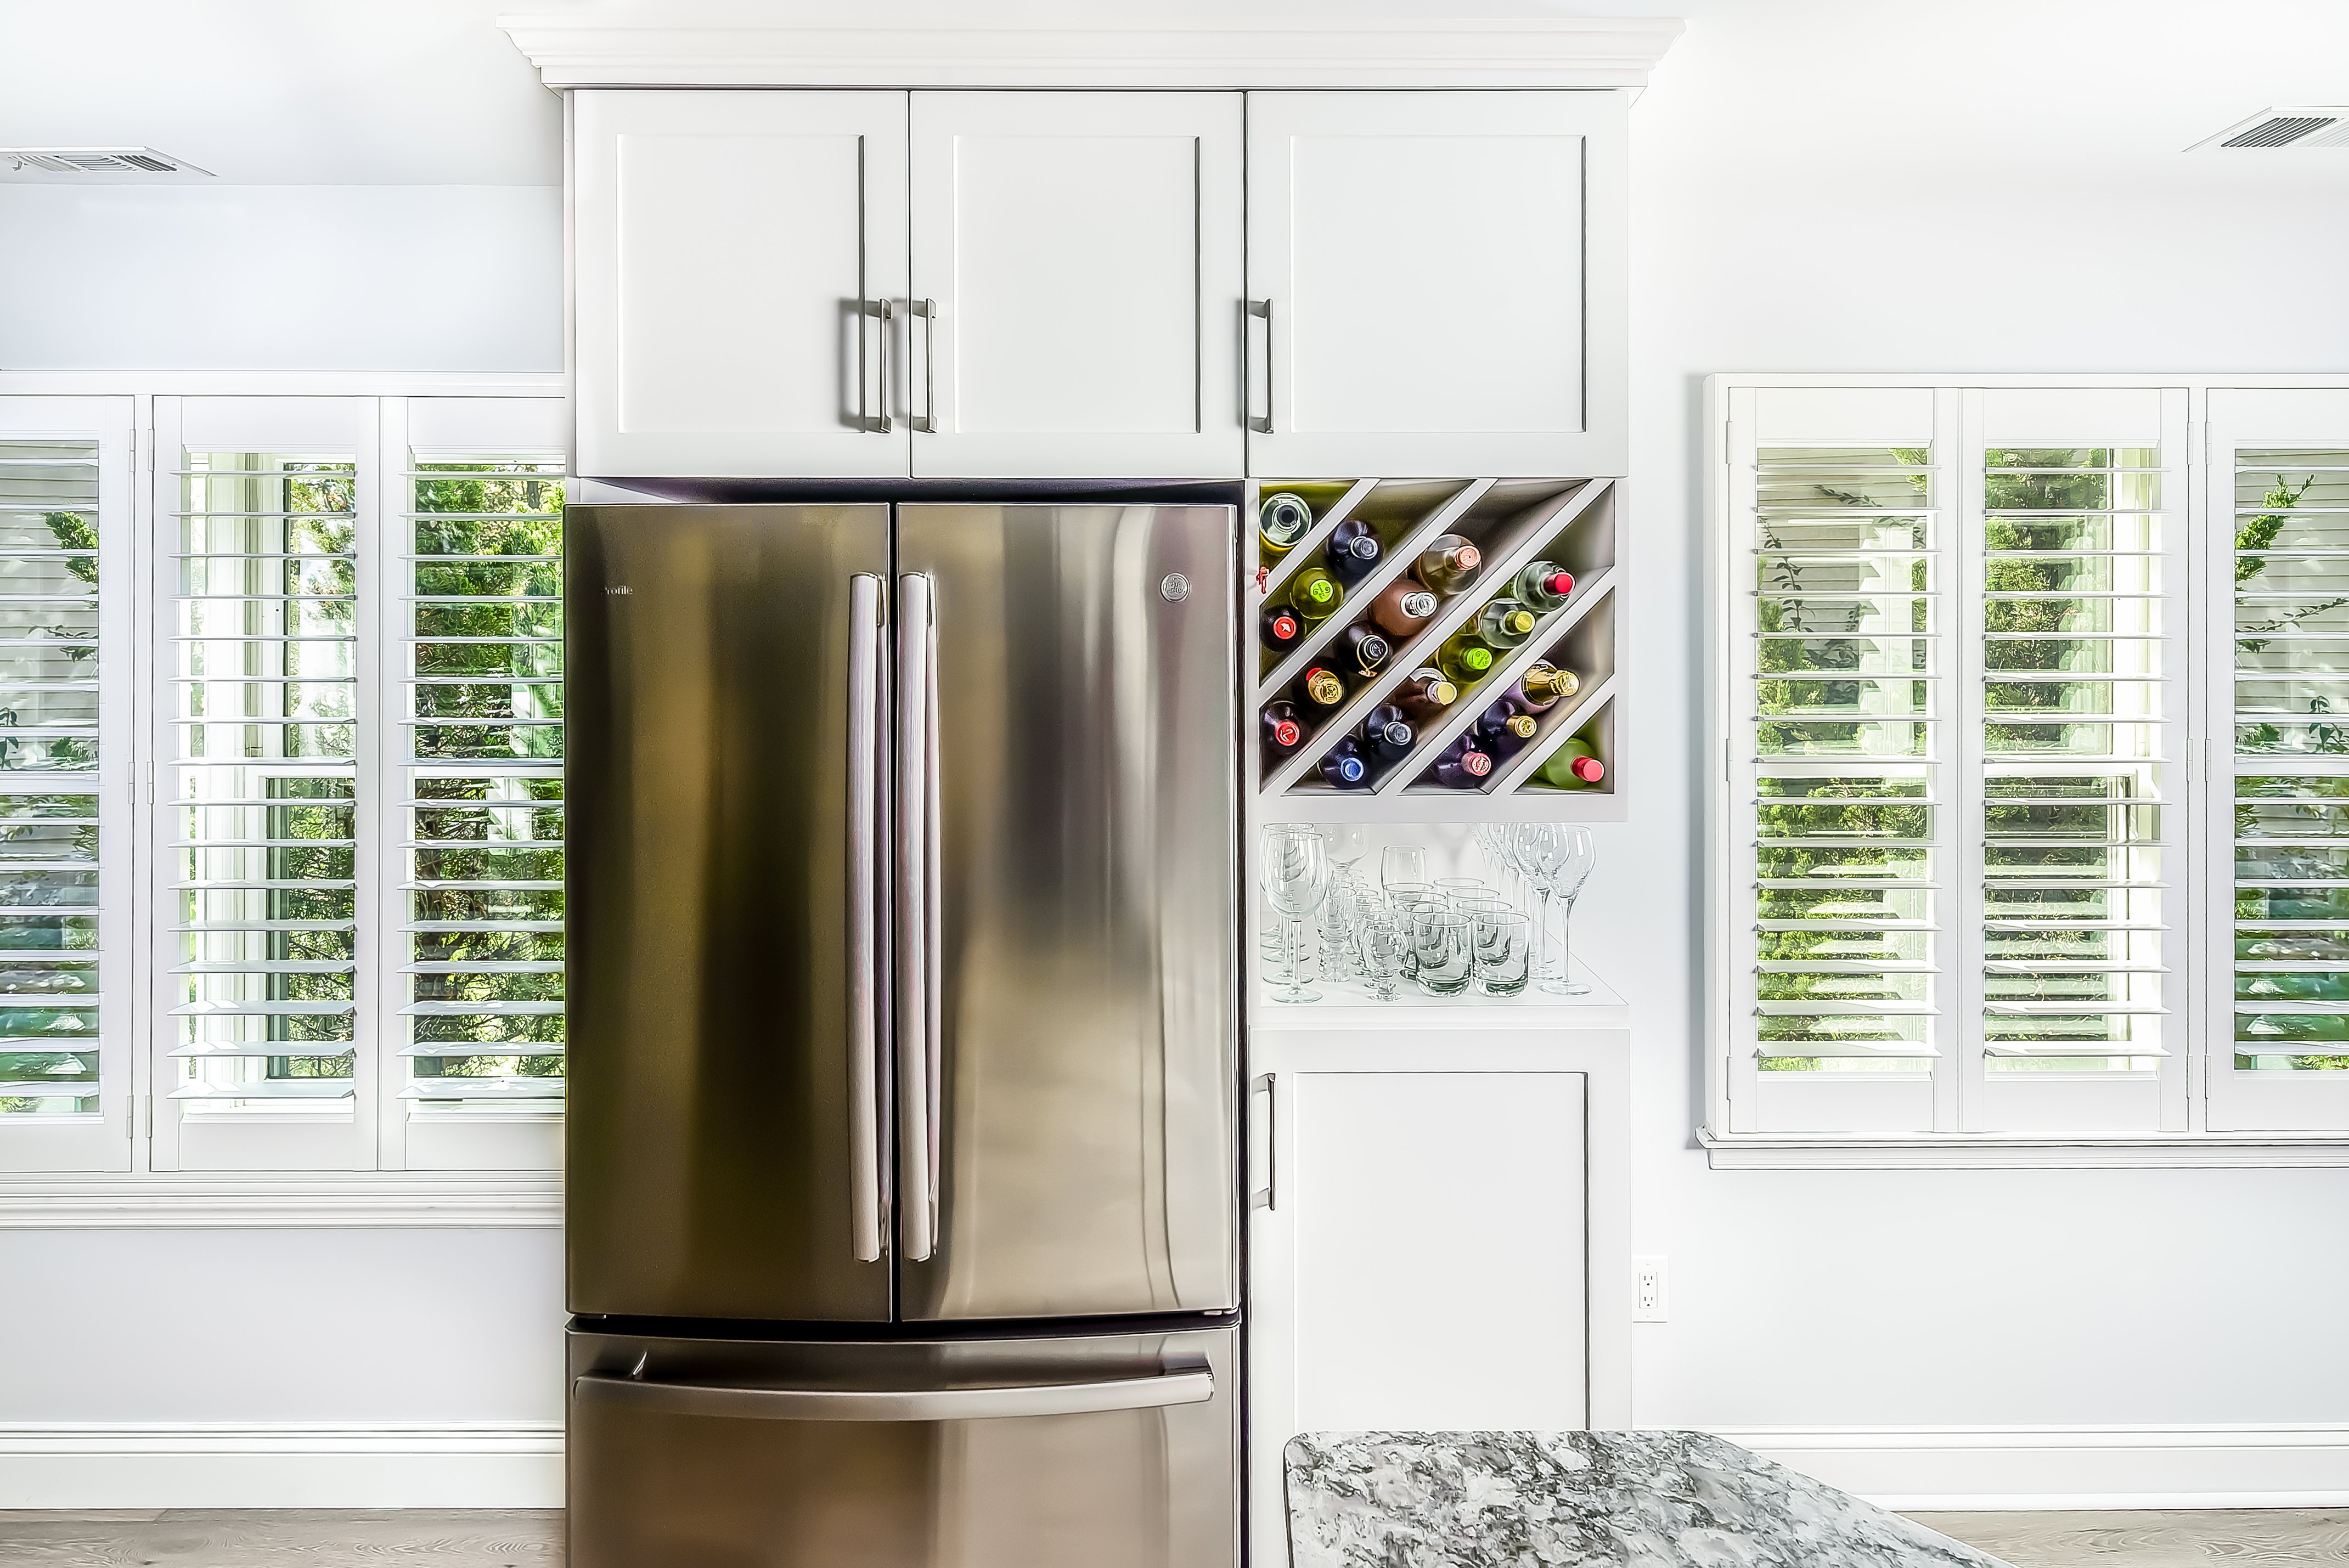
[1,0,2346,187]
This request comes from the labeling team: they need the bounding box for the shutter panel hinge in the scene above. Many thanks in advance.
[144,1095,153,1138]
[125,1093,134,1138]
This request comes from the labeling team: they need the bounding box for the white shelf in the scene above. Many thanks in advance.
[1252,957,1626,1030]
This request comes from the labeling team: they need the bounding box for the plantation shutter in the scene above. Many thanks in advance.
[392,396,566,1171]
[0,398,133,1172]
[2209,387,2349,1132]
[151,396,379,1172]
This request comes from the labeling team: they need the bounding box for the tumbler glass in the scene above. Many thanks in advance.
[1472,910,1533,997]
[1412,911,1472,996]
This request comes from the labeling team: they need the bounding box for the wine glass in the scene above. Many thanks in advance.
[1544,826,1597,996]
[1260,825,1330,1004]
[1510,824,1568,992]
[1319,826,1373,977]
[1380,843,1427,893]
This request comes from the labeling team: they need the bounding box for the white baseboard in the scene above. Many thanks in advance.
[1710,1424,2349,1510]
[0,1423,564,1509]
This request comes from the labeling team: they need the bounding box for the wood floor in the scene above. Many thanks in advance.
[1,1507,2345,1565]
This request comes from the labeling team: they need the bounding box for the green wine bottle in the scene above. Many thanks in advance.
[1536,738,1606,789]
[1475,597,1537,648]
[1285,566,1345,623]
[1437,629,1497,685]
[1260,492,1313,556]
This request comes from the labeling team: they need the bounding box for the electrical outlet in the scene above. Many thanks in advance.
[1632,1255,1669,1322]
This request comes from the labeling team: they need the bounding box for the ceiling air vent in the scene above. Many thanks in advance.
[2190,109,2349,151]
[1,146,213,176]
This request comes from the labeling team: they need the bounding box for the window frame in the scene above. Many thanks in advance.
[0,372,563,1221]
[1706,373,2349,1168]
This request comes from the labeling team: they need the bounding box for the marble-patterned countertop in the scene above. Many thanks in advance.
[1285,1431,2013,1567]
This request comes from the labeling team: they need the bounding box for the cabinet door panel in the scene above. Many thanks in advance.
[910,92,1244,478]
[1247,92,1627,477]
[575,91,909,478]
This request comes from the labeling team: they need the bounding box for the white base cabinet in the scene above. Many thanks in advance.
[1246,1023,1630,1568]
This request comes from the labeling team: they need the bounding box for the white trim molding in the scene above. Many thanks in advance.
[0,1423,562,1509]
[494,16,1687,89]
[1700,1130,2349,1170]
[0,1175,562,1228]
[1712,1423,2349,1510]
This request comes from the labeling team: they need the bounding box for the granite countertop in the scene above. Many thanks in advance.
[1285,1431,2013,1568]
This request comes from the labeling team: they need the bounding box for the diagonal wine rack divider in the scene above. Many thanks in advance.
[1256,479,1490,701]
[1263,477,1612,793]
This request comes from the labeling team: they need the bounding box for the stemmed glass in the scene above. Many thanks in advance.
[1474,822,1519,909]
[1545,827,1597,996]
[1319,826,1372,977]
[1260,825,1331,1004]
[1379,843,1427,894]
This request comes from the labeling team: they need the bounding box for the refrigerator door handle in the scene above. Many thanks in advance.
[895,571,939,1262]
[846,573,886,1264]
[573,1365,1213,1423]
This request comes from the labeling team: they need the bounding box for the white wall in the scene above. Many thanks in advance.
[7,0,2349,1511]
[1582,0,2349,1502]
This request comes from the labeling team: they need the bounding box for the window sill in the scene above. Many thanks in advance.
[0,1173,562,1228]
[1699,1130,2349,1170]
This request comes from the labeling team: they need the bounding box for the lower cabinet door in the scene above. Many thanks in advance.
[1248,1070,1588,1567]
[568,1325,1237,1568]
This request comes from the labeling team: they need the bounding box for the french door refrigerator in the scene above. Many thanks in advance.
[562,501,1241,1568]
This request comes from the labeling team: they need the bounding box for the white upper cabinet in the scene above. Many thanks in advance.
[573,91,909,478]
[1244,91,1627,478]
[909,92,1244,478]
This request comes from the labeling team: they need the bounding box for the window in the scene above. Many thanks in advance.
[1714,381,2220,1146]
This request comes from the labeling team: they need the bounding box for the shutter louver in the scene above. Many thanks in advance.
[169,453,360,1105]
[2230,445,2349,1075]
[1979,445,2170,1072]
[1747,442,1943,1086]
[399,458,564,1107]
[0,442,103,1118]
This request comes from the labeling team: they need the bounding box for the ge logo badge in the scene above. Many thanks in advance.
[1159,573,1190,603]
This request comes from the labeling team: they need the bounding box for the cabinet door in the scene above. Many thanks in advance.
[908,92,1244,478]
[1245,91,1627,478]
[1247,1070,1586,1568]
[574,91,909,478]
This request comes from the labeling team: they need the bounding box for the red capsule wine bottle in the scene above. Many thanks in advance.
[1261,701,1305,755]
[1429,736,1495,790]
[1370,576,1440,639]
[1516,560,1575,613]
[1260,605,1303,653]
[1536,738,1606,789]
[1342,623,1394,678]
[1319,737,1371,791]
[1392,667,1459,724]
[1325,519,1384,586]
[1358,704,1417,765]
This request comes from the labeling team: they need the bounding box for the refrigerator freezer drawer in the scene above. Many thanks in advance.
[568,1324,1238,1568]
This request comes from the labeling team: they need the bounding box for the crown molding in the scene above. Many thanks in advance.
[494,16,1686,90]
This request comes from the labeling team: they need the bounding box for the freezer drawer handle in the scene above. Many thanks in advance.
[895,572,942,1262]
[573,1366,1213,1423]
[846,573,886,1264]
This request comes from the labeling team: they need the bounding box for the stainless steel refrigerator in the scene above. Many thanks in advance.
[562,501,1241,1568]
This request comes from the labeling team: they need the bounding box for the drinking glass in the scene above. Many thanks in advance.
[1544,826,1597,996]
[1435,876,1491,907]
[1260,825,1330,1003]
[1510,824,1568,992]
[1472,910,1533,997]
[1358,916,1407,1002]
[1395,896,1444,982]
[1380,844,1427,893]
[1319,868,1367,979]
[1412,911,1473,996]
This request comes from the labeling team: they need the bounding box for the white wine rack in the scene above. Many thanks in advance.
[1250,476,1625,822]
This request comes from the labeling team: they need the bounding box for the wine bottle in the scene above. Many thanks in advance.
[1297,665,1347,710]
[1475,597,1537,649]
[1392,667,1458,723]
[1319,738,1371,791]
[1516,560,1575,613]
[1342,624,1393,678]
[1508,661,1579,713]
[1260,605,1303,653]
[1358,704,1416,765]
[1260,492,1313,556]
[1370,577,1441,640]
[1429,736,1495,790]
[1475,699,1539,760]
[1261,701,1305,755]
[1325,519,1383,586]
[1417,535,1484,595]
[1286,566,1345,624]
[1537,738,1607,789]
[1437,629,1497,685]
